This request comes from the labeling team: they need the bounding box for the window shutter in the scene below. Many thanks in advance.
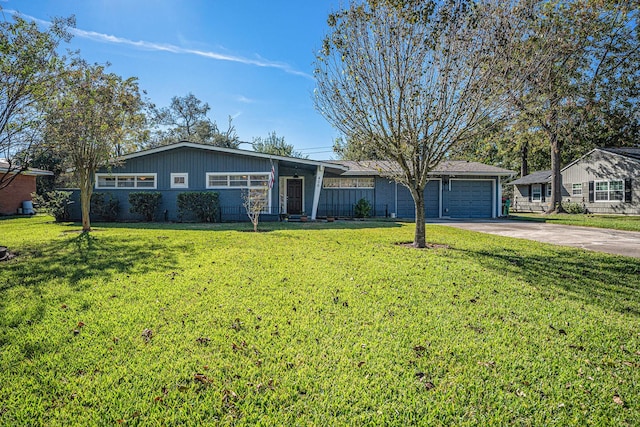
[625,179,632,203]
[588,181,594,203]
[528,185,532,202]
[541,184,546,202]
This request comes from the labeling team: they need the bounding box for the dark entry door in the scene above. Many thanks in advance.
[287,179,303,214]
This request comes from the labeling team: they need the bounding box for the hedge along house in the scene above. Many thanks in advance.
[67,141,514,222]
[0,161,53,215]
[510,147,639,214]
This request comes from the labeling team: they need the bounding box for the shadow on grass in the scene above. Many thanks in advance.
[453,245,640,317]
[0,231,181,294]
[61,219,405,233]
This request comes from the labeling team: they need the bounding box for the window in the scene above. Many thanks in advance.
[95,173,156,189]
[546,184,552,198]
[531,184,542,202]
[206,173,270,189]
[572,183,582,196]
[323,177,375,189]
[595,180,624,202]
[171,173,188,189]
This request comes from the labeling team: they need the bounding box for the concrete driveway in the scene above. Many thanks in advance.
[428,218,640,258]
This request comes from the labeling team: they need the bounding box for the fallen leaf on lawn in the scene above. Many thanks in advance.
[141,329,153,342]
[613,395,624,406]
[60,304,67,309]
[196,337,210,344]
[73,329,80,335]
[423,381,435,390]
[358,361,365,367]
[194,374,210,385]
[77,321,85,328]
[154,396,163,402]
[177,384,189,392]
[516,389,526,397]
[413,345,427,357]
[478,361,496,368]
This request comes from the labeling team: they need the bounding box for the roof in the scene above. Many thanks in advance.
[118,141,349,174]
[508,170,551,186]
[600,147,640,161]
[329,160,515,177]
[0,161,53,176]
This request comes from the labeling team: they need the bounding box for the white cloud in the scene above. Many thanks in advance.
[4,8,313,80]
[236,95,256,104]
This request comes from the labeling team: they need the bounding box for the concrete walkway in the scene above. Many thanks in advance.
[428,218,640,258]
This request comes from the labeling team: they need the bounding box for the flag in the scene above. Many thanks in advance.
[268,163,275,189]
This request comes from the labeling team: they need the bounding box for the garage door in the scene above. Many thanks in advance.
[396,180,440,218]
[448,180,493,218]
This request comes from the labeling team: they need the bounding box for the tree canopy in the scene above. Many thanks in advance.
[44,59,145,232]
[0,9,73,189]
[252,131,307,158]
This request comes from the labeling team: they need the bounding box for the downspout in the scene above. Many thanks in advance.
[497,177,502,218]
[311,165,324,220]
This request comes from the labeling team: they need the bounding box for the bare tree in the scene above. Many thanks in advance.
[314,0,514,247]
[242,188,269,232]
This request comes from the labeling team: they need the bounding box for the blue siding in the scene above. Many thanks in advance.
[396,180,441,218]
[92,146,279,222]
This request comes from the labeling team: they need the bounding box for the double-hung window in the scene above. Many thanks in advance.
[572,183,582,196]
[595,180,624,201]
[531,184,542,202]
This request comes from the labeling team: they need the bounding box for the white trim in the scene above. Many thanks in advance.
[594,179,624,202]
[205,172,270,189]
[170,173,189,189]
[311,165,325,220]
[95,173,157,189]
[531,184,542,202]
[280,176,305,214]
[117,141,347,171]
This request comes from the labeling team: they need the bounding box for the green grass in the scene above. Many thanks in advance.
[1,215,639,426]
[510,212,640,232]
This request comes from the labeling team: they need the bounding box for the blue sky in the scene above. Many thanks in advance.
[2,0,343,159]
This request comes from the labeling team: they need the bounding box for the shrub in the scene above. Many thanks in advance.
[562,201,585,214]
[177,192,220,222]
[354,198,372,218]
[31,190,73,222]
[128,192,162,221]
[90,192,120,221]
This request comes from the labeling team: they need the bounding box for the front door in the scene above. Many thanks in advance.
[286,179,303,214]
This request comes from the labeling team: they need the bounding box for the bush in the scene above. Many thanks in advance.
[31,190,73,222]
[128,192,162,221]
[562,201,585,214]
[91,192,120,221]
[177,192,220,223]
[354,198,372,218]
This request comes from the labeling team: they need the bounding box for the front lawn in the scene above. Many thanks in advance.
[1,216,639,425]
[510,212,640,232]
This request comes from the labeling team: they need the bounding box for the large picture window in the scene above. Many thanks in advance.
[595,180,624,201]
[323,177,374,189]
[96,173,157,189]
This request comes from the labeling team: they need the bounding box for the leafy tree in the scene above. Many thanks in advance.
[149,93,239,148]
[314,0,514,247]
[498,0,639,212]
[44,59,145,232]
[0,9,73,189]
[252,131,307,158]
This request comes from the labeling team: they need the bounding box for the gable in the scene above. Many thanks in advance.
[562,148,640,183]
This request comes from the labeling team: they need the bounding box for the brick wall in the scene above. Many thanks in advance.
[0,174,36,215]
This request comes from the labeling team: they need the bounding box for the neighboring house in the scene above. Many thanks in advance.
[67,141,515,222]
[510,147,639,214]
[0,161,53,215]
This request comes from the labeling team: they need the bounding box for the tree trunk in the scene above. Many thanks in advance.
[520,140,529,177]
[546,136,566,214]
[79,169,93,232]
[412,190,426,248]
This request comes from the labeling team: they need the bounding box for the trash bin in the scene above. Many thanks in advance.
[22,200,35,215]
